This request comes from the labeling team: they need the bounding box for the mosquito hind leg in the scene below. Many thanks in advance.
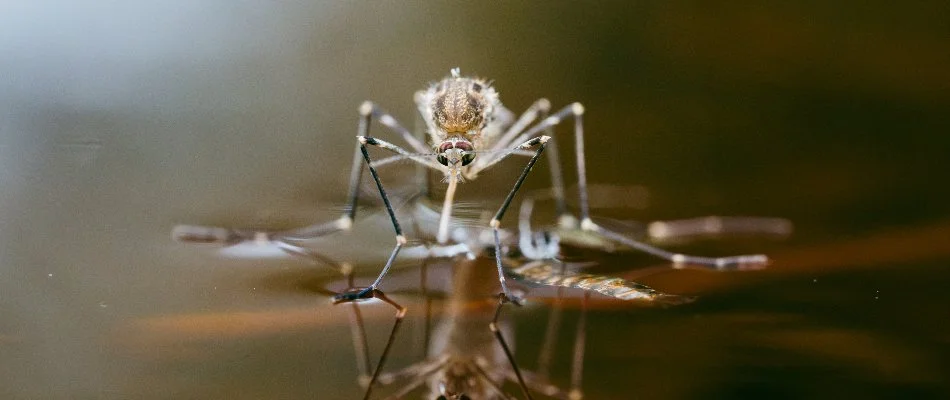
[589,222,770,270]
[647,216,793,242]
[533,101,771,270]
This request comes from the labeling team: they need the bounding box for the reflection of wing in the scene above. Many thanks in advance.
[508,261,694,305]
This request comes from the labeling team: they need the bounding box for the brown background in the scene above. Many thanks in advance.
[1,2,948,399]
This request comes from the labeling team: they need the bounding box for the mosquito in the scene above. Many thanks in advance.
[173,68,780,399]
[317,67,770,301]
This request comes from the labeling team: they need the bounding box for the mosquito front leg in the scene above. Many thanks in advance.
[283,102,431,242]
[333,137,412,302]
[488,136,549,303]
[338,102,441,225]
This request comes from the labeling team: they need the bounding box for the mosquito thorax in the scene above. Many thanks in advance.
[421,68,499,162]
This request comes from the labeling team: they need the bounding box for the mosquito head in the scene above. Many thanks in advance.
[436,138,476,167]
[422,68,498,146]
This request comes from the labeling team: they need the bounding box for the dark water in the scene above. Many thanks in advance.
[2,2,948,399]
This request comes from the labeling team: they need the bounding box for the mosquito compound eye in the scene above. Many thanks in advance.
[461,153,475,166]
[437,154,448,166]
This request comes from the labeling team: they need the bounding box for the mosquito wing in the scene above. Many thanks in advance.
[508,260,694,305]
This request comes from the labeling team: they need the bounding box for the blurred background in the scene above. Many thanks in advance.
[1,1,948,399]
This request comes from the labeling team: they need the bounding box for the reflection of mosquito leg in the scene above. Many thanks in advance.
[271,240,347,271]
[536,261,567,380]
[334,289,407,400]
[271,242,378,387]
[489,136,549,302]
[348,302,373,387]
[490,296,534,400]
[517,194,561,260]
[568,291,589,400]
[382,359,448,400]
[419,259,432,360]
[472,359,518,400]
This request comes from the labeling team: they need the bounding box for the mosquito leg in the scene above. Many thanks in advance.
[334,136,420,302]
[647,216,793,241]
[332,102,438,229]
[538,105,569,224]
[591,223,769,269]
[486,98,551,154]
[511,103,589,227]
[357,289,408,400]
[568,291,589,400]
[489,136,550,302]
[361,101,430,154]
[523,102,772,270]
[473,103,586,228]
[491,295,534,400]
[412,109,431,199]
